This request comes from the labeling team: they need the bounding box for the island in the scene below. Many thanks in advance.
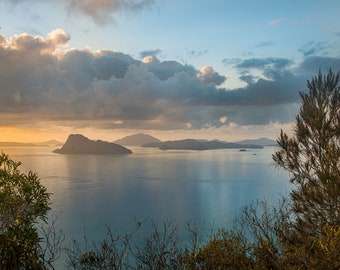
[142,139,263,150]
[237,137,277,146]
[114,133,161,146]
[53,134,132,155]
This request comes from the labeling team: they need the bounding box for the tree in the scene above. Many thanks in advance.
[273,69,340,268]
[0,153,50,269]
[182,228,254,270]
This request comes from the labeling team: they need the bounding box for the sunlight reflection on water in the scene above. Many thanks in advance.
[2,146,290,241]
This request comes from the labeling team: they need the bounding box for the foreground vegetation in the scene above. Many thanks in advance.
[0,69,339,269]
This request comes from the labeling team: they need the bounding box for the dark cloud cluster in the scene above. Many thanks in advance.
[197,66,226,86]
[1,30,339,131]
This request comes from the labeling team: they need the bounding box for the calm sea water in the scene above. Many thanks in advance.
[2,146,290,242]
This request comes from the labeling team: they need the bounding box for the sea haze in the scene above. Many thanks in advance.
[2,146,290,241]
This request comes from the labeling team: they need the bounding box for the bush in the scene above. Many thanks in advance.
[0,153,50,269]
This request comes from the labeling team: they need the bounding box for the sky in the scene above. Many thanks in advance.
[0,0,339,143]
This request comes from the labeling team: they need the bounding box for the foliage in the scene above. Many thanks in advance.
[133,220,183,270]
[67,220,187,270]
[273,69,340,232]
[66,223,137,270]
[39,213,65,269]
[272,69,340,268]
[182,228,254,270]
[236,198,291,269]
[0,152,50,269]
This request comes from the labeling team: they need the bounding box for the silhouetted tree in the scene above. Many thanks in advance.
[0,153,51,269]
[273,69,340,269]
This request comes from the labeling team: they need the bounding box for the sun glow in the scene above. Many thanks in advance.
[0,126,73,143]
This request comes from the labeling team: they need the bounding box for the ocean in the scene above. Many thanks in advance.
[2,145,290,243]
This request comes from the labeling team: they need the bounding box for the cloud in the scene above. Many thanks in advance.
[68,0,156,23]
[222,58,242,66]
[1,30,339,131]
[4,0,156,24]
[236,57,293,70]
[233,57,295,83]
[196,66,226,86]
[268,18,287,25]
[139,49,163,58]
[298,56,340,74]
[298,41,331,57]
[239,74,257,84]
[4,28,70,53]
[255,41,274,48]
[142,56,196,81]
[219,116,227,124]
[47,29,71,47]
[188,50,208,58]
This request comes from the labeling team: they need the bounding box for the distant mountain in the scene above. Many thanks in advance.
[114,133,161,146]
[53,134,132,155]
[41,139,63,146]
[142,139,263,150]
[0,142,42,147]
[237,137,277,146]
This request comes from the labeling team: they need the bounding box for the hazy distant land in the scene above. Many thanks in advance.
[41,139,63,146]
[142,139,264,151]
[53,134,132,155]
[114,133,161,146]
[0,133,276,151]
[0,139,63,147]
[236,137,277,146]
[115,133,277,148]
[0,142,44,147]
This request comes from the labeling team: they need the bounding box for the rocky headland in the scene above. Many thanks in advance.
[53,134,132,155]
